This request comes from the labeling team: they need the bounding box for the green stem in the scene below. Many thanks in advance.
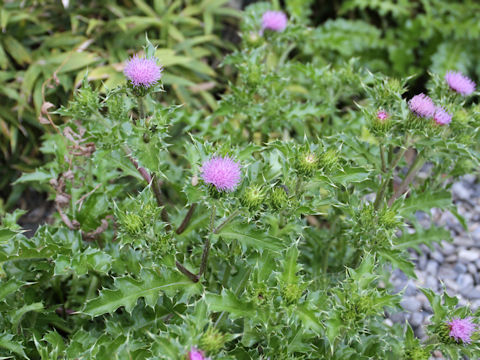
[213,209,240,234]
[176,203,197,235]
[198,204,216,278]
[387,152,425,207]
[373,136,410,210]
[380,144,386,173]
[137,96,145,121]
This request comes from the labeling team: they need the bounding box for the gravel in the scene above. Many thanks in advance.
[388,175,480,359]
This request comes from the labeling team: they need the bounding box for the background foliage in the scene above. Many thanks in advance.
[1,0,480,359]
[0,0,239,206]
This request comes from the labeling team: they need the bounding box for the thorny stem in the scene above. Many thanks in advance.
[151,175,171,230]
[387,152,426,207]
[137,97,146,122]
[122,144,151,183]
[198,203,216,278]
[176,203,198,235]
[380,144,387,173]
[373,135,410,210]
[175,261,199,283]
[213,209,241,234]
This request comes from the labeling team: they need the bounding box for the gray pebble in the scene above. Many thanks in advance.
[459,249,480,263]
[438,267,457,280]
[426,261,439,275]
[457,273,474,289]
[401,297,421,312]
[409,312,424,327]
[430,251,444,263]
[440,242,456,256]
[452,182,471,200]
[445,254,458,262]
[454,262,467,274]
[462,285,480,299]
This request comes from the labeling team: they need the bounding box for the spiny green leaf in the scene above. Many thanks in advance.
[83,268,201,316]
[205,289,255,320]
[214,222,286,252]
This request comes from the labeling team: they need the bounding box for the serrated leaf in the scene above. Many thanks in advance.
[214,222,286,252]
[398,190,451,216]
[0,279,24,301]
[0,333,27,358]
[83,268,201,316]
[205,289,255,320]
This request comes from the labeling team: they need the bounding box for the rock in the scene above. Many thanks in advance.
[445,254,458,262]
[444,279,459,293]
[457,273,474,289]
[476,259,480,269]
[417,254,427,270]
[453,262,467,274]
[462,174,477,184]
[426,261,438,275]
[452,182,470,200]
[459,249,480,263]
[440,241,455,256]
[430,251,444,263]
[424,276,438,291]
[467,263,477,275]
[438,267,457,280]
[409,312,423,327]
[462,285,480,299]
[404,281,418,296]
[389,312,407,323]
[471,227,480,242]
[400,297,421,312]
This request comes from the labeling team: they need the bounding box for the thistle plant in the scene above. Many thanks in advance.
[1,4,480,360]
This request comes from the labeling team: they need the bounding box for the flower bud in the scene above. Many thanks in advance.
[241,185,265,210]
[200,327,226,354]
[296,152,319,176]
[370,110,392,135]
[123,213,144,234]
[319,149,338,170]
[282,283,303,304]
[270,186,289,209]
[403,346,431,360]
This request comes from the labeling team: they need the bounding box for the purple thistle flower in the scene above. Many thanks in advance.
[445,71,476,96]
[376,110,389,122]
[124,55,162,88]
[408,93,435,118]
[201,156,241,192]
[188,348,208,360]
[447,317,476,344]
[433,106,452,125]
[261,11,288,33]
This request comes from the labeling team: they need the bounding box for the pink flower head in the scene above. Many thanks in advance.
[261,11,288,33]
[408,93,435,118]
[445,71,476,96]
[201,156,241,192]
[188,348,207,360]
[433,106,452,125]
[447,317,476,344]
[124,55,162,88]
[376,110,389,122]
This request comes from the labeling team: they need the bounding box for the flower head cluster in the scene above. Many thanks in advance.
[433,106,452,125]
[261,11,288,32]
[188,347,208,360]
[447,317,476,344]
[445,71,476,96]
[201,156,241,192]
[124,55,162,88]
[408,93,435,118]
[376,110,389,122]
